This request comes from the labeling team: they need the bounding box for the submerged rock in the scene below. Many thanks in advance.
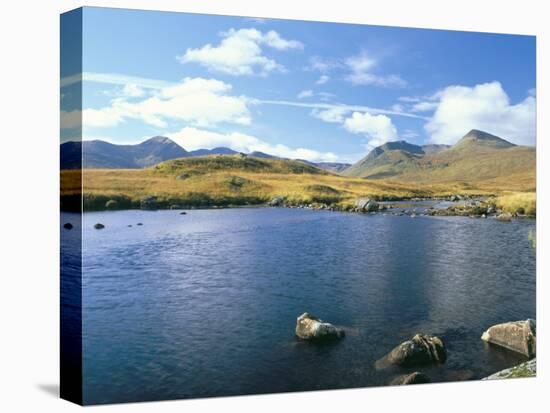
[63,223,73,230]
[483,358,536,380]
[390,371,431,385]
[295,312,345,341]
[94,223,105,230]
[481,319,536,358]
[378,334,447,368]
[356,198,379,212]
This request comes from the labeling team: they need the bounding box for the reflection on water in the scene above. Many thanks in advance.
[61,207,535,404]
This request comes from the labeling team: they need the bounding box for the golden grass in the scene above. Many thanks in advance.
[495,192,536,215]
[60,155,536,211]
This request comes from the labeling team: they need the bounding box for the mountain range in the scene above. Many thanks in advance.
[60,136,351,172]
[61,129,535,191]
[342,129,535,190]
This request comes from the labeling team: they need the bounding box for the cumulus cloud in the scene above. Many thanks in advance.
[167,127,338,162]
[343,112,399,148]
[178,28,303,76]
[61,77,252,130]
[297,89,314,99]
[425,81,536,145]
[310,107,349,123]
[344,52,406,88]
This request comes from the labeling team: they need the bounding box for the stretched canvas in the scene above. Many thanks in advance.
[60,6,536,405]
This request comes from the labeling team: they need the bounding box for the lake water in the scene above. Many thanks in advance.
[61,207,536,404]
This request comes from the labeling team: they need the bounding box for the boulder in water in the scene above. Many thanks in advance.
[268,196,285,207]
[481,319,536,358]
[378,334,446,368]
[496,212,513,222]
[355,198,379,212]
[390,371,431,385]
[295,312,345,341]
[94,223,105,230]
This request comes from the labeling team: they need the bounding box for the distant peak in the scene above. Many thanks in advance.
[456,129,515,148]
[147,136,173,144]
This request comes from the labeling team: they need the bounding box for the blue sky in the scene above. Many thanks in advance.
[61,7,536,162]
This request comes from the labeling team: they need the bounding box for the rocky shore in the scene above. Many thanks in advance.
[296,315,536,385]
[268,194,535,220]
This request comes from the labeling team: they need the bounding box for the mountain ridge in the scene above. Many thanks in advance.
[343,129,535,188]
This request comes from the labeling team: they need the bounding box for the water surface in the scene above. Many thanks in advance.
[62,207,535,404]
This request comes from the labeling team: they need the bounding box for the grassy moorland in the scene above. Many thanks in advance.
[60,154,535,214]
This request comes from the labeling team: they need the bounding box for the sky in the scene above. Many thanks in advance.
[60,7,536,163]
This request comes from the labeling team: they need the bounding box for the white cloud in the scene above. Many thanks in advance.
[178,28,303,76]
[391,104,405,113]
[260,99,426,120]
[343,112,399,148]
[344,52,406,88]
[61,72,172,89]
[316,75,330,85]
[121,83,145,98]
[307,56,344,73]
[297,89,314,99]
[411,101,439,112]
[62,77,252,130]
[311,107,349,123]
[167,127,338,162]
[425,81,536,145]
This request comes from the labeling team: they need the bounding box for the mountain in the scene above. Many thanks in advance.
[61,136,351,173]
[188,147,238,157]
[343,140,425,178]
[343,130,535,190]
[249,151,276,159]
[61,136,188,169]
[421,144,451,154]
[314,162,352,173]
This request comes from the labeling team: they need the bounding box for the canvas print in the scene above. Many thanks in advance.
[60,7,536,405]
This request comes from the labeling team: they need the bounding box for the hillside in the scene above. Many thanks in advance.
[343,130,536,191]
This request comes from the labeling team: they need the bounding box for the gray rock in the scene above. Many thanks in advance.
[481,319,536,358]
[268,196,285,207]
[378,334,447,368]
[355,198,379,212]
[295,312,345,341]
[390,371,431,385]
[496,212,513,222]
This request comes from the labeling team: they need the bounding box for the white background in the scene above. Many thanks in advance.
[0,0,547,411]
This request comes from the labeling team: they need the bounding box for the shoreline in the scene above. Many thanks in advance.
[62,195,536,220]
